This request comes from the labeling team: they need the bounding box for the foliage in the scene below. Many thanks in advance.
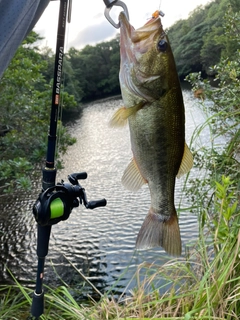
[65,37,121,102]
[41,37,121,103]
[211,176,239,250]
[0,31,77,193]
[182,10,240,315]
[167,0,240,78]
[167,7,207,77]
[185,0,240,191]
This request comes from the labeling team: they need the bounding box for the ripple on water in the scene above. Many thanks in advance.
[0,93,205,296]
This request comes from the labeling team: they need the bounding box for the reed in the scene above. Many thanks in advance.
[1,175,239,319]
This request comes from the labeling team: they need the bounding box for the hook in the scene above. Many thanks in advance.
[103,0,129,29]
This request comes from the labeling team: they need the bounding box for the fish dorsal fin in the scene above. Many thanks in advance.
[177,142,193,178]
[109,102,145,127]
[122,158,147,191]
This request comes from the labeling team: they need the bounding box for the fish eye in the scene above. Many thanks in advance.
[157,39,168,52]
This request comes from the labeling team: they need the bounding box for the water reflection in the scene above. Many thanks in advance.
[0,91,208,296]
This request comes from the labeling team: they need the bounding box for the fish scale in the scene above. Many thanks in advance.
[110,11,193,256]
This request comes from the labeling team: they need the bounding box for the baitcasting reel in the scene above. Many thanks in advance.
[33,172,107,226]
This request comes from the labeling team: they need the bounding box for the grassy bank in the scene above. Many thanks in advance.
[0,174,239,320]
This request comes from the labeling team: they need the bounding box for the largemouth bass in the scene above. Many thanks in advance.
[110,11,193,256]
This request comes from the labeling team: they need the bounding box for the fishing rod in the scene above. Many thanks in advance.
[31,0,106,318]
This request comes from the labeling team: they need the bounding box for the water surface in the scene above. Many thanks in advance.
[0,90,209,296]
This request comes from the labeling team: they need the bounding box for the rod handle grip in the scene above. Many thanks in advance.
[31,290,44,318]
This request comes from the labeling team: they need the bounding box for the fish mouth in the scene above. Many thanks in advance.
[119,11,163,53]
[119,12,163,101]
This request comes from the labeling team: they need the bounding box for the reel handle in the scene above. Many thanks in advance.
[68,172,87,184]
[87,198,107,209]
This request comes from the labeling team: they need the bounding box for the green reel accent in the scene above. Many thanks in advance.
[50,197,64,219]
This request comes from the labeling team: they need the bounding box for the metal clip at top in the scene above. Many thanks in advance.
[103,0,118,7]
[104,0,129,28]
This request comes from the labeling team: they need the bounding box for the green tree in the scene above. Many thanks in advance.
[168,0,240,77]
[167,5,208,77]
[66,37,120,101]
[186,4,240,208]
[40,46,82,103]
[200,0,229,73]
[0,32,76,193]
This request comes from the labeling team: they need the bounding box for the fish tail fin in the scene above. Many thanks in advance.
[135,208,182,256]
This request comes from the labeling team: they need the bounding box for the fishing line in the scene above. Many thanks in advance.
[158,0,163,11]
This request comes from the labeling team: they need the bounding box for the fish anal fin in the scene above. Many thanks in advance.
[136,208,182,256]
[109,102,145,127]
[177,142,193,178]
[122,158,147,191]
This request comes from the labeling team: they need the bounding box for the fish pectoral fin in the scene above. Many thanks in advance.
[122,158,147,191]
[109,106,128,127]
[177,142,193,178]
[109,102,145,127]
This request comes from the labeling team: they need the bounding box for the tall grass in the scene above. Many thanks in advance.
[88,175,240,320]
[1,173,239,319]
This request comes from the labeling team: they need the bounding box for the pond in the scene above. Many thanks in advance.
[0,89,209,298]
